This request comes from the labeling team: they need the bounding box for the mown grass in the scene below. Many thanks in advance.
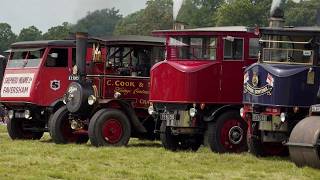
[0,125,319,180]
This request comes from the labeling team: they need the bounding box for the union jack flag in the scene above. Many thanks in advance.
[244,72,249,83]
[266,73,274,87]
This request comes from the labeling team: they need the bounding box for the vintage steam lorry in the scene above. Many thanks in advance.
[49,33,165,146]
[148,26,259,152]
[242,9,320,157]
[1,39,94,139]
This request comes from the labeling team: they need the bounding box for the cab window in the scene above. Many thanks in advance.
[46,48,68,67]
[168,36,216,60]
[224,37,243,60]
[249,38,259,58]
[8,48,44,68]
[107,46,152,77]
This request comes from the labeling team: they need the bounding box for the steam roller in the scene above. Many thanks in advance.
[287,116,320,168]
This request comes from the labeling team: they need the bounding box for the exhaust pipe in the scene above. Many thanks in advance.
[269,8,284,28]
[76,32,88,78]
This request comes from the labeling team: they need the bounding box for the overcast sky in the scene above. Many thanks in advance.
[0,0,148,34]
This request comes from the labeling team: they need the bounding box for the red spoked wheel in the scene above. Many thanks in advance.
[49,106,89,144]
[102,119,123,144]
[88,108,131,147]
[208,110,248,153]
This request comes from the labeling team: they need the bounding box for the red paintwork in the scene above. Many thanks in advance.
[150,60,221,103]
[0,46,93,107]
[103,77,150,108]
[150,28,257,104]
[87,75,150,109]
[102,118,123,144]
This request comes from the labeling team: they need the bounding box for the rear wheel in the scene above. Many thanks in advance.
[7,118,44,140]
[208,110,247,153]
[88,109,131,147]
[50,106,88,144]
[160,121,202,151]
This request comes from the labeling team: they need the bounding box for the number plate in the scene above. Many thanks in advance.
[252,114,268,121]
[68,75,79,81]
[160,113,175,121]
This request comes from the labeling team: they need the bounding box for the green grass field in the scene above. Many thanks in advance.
[0,125,319,180]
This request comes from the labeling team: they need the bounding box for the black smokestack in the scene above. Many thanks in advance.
[76,32,88,77]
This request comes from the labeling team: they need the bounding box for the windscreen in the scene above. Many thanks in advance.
[261,35,314,65]
[107,46,160,77]
[168,36,216,60]
[7,48,45,68]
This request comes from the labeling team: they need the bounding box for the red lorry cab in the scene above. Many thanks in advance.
[149,26,258,152]
[2,40,94,139]
[49,34,165,146]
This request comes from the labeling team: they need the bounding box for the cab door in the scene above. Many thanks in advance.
[220,37,245,103]
[38,47,72,106]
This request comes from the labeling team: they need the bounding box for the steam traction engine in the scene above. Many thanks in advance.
[50,33,165,146]
[242,18,320,156]
[1,40,90,140]
[148,27,259,152]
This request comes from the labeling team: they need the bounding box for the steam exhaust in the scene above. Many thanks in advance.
[269,0,285,28]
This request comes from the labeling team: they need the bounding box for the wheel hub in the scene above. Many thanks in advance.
[228,126,243,145]
[103,119,123,144]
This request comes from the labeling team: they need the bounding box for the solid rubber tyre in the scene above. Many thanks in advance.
[247,123,288,157]
[49,106,89,144]
[208,110,247,153]
[160,121,179,151]
[88,108,131,147]
[7,118,44,140]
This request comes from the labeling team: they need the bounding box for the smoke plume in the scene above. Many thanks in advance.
[270,0,282,16]
[173,0,184,21]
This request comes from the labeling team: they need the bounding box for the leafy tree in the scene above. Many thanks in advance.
[285,0,320,26]
[114,0,173,35]
[73,8,122,37]
[177,0,224,27]
[17,26,42,41]
[113,10,145,35]
[43,22,73,40]
[0,23,17,54]
[214,0,272,27]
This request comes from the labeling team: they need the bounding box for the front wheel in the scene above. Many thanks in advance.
[160,121,202,152]
[49,106,89,144]
[160,121,178,151]
[7,118,44,140]
[207,110,247,153]
[88,108,131,147]
[247,122,287,157]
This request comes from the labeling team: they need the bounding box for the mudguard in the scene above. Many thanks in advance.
[99,99,147,133]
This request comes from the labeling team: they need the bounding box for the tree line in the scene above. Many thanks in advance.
[1,0,319,54]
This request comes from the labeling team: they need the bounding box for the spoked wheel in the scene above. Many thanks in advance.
[160,121,202,152]
[248,122,287,157]
[88,108,131,147]
[50,106,88,144]
[7,118,44,140]
[208,110,247,153]
[288,116,320,168]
